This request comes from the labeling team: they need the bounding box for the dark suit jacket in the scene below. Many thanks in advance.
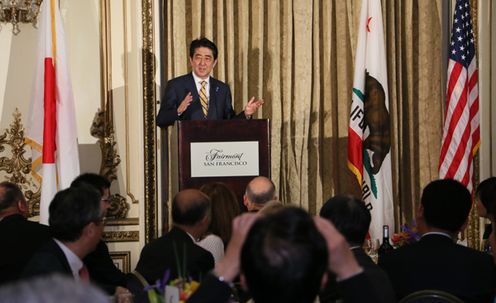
[156,73,245,127]
[319,247,395,303]
[22,239,73,279]
[187,271,382,303]
[379,233,496,303]
[84,240,127,294]
[135,227,214,283]
[0,214,51,285]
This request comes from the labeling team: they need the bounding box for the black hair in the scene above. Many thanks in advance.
[71,173,110,195]
[0,181,24,211]
[189,37,218,60]
[319,194,371,246]
[241,207,327,303]
[49,185,102,242]
[421,179,472,232]
[476,177,496,216]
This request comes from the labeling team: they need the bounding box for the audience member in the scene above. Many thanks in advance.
[200,181,241,248]
[0,274,109,303]
[71,173,128,294]
[134,189,214,284]
[243,176,277,212]
[475,177,496,219]
[241,207,328,303]
[188,208,382,303]
[319,195,395,303]
[379,179,496,303]
[22,185,105,281]
[0,181,51,285]
[475,177,496,261]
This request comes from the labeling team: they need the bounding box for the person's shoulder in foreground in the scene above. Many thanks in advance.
[0,274,109,303]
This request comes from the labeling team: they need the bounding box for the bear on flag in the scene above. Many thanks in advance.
[348,0,394,241]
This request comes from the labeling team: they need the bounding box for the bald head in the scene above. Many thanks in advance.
[244,177,276,211]
[172,189,211,226]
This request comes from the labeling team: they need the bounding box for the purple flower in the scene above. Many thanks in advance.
[144,269,171,294]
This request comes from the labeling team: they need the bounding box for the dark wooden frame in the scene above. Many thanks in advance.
[171,119,271,205]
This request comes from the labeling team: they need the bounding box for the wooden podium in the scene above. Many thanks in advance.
[170,119,271,203]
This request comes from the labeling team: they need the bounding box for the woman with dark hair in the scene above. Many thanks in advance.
[476,177,496,262]
[198,182,241,261]
[476,177,496,219]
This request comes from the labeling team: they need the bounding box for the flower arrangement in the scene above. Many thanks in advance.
[145,270,200,303]
[391,223,420,248]
[144,243,200,303]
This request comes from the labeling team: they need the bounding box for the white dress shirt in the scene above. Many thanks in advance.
[54,239,84,281]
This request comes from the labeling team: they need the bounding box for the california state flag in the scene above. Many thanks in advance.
[348,0,394,241]
[26,0,80,225]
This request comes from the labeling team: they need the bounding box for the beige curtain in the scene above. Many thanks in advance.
[161,0,444,227]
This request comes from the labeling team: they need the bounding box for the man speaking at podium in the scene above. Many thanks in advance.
[156,38,264,128]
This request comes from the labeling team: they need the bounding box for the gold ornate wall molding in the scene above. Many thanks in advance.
[90,108,131,220]
[142,0,158,244]
[0,109,40,216]
[110,251,132,273]
[97,0,143,227]
[466,0,479,250]
[103,231,139,242]
[109,218,139,226]
[90,109,121,185]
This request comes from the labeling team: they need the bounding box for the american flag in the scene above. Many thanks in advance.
[439,0,479,192]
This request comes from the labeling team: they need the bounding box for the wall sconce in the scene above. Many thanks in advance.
[0,0,43,35]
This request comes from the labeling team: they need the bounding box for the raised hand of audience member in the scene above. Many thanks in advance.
[313,216,363,280]
[213,213,259,282]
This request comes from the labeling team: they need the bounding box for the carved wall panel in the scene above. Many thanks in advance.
[0,109,40,216]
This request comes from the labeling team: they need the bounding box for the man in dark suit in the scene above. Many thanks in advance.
[319,195,395,303]
[0,181,51,285]
[156,37,263,127]
[134,189,214,284]
[71,173,128,294]
[22,185,105,281]
[379,179,496,303]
